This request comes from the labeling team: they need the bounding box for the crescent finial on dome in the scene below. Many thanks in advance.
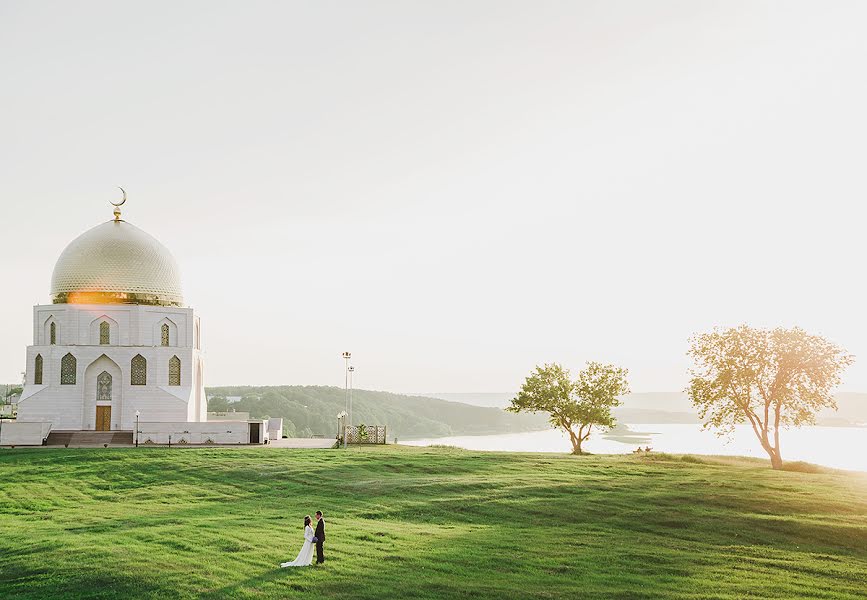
[111,187,127,221]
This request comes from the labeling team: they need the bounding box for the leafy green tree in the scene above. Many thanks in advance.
[508,362,630,454]
[687,325,853,470]
[207,395,230,412]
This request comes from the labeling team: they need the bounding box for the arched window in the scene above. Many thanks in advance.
[50,322,56,345]
[99,321,110,345]
[97,371,112,401]
[34,354,43,385]
[60,353,76,385]
[161,323,170,346]
[131,354,147,385]
[169,356,181,386]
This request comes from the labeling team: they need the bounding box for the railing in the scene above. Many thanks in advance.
[344,424,387,445]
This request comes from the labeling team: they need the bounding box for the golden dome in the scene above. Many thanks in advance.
[51,220,184,306]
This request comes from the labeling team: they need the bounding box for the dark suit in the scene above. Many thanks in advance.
[315,517,325,563]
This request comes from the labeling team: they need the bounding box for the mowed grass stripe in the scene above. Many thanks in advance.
[0,445,865,599]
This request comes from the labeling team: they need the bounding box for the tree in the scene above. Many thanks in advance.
[508,362,630,455]
[207,395,230,412]
[687,325,853,470]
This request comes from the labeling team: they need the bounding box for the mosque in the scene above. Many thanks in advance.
[3,197,271,446]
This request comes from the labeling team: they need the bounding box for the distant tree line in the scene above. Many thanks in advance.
[206,385,549,440]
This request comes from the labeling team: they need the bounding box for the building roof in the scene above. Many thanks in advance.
[50,220,184,306]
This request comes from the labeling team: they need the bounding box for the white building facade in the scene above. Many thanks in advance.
[4,205,264,445]
[20,302,205,430]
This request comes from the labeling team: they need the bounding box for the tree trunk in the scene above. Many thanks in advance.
[564,424,584,454]
[743,408,784,470]
[770,453,783,470]
[568,429,583,454]
[761,442,783,469]
[772,404,783,470]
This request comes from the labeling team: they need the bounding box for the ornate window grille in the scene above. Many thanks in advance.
[345,424,387,445]
[50,322,56,345]
[169,356,181,386]
[34,354,43,385]
[99,321,110,345]
[131,354,147,385]
[60,353,76,385]
[161,323,170,346]
[97,371,112,401]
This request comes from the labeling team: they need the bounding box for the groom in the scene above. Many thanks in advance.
[314,510,326,564]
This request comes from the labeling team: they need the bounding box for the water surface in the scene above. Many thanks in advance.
[404,424,867,472]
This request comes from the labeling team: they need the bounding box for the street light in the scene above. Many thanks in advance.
[135,410,140,448]
[342,351,351,448]
[348,366,355,435]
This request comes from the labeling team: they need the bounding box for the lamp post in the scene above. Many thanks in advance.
[135,410,140,448]
[348,366,355,435]
[342,351,351,448]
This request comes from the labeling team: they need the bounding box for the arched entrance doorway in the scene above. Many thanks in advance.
[95,371,112,431]
[83,354,122,431]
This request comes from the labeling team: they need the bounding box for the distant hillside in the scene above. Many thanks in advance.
[418,393,513,408]
[205,386,549,439]
[616,393,699,424]
[821,392,867,426]
[424,391,867,426]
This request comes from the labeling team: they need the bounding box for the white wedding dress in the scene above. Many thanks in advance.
[281,524,315,567]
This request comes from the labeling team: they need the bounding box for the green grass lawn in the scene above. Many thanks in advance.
[1,446,865,599]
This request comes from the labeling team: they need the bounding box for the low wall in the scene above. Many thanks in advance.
[0,421,52,446]
[137,421,268,445]
[267,417,283,440]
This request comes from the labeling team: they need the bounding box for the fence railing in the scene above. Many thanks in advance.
[344,424,387,445]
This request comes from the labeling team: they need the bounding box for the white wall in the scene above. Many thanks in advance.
[19,302,205,430]
[32,303,193,347]
[0,422,52,445]
[268,417,283,439]
[136,420,268,444]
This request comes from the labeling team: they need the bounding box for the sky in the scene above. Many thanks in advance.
[2,1,866,394]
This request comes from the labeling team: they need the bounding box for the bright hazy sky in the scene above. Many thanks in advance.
[2,1,866,393]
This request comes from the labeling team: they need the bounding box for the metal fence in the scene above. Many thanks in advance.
[344,424,387,445]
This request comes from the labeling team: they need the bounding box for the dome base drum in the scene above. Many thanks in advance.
[52,290,183,307]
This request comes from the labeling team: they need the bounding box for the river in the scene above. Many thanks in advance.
[404,424,867,472]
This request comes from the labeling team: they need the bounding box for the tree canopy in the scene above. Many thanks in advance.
[508,362,630,454]
[687,325,853,469]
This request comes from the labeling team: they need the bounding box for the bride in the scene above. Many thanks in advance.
[281,516,317,567]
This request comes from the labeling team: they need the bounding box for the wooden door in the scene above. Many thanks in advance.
[249,422,260,444]
[96,406,111,431]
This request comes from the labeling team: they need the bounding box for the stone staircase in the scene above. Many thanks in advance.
[45,430,134,447]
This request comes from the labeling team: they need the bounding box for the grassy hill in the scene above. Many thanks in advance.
[205,386,549,438]
[1,446,865,599]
